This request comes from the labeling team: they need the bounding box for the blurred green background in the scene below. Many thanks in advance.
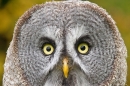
[0,0,129,85]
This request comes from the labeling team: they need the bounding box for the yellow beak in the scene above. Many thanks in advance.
[63,58,69,78]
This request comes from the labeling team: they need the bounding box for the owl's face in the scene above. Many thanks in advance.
[12,1,127,86]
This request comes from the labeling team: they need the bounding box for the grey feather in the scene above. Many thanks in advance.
[3,1,127,86]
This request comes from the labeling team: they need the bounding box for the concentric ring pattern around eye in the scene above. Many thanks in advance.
[43,44,54,55]
[78,43,89,54]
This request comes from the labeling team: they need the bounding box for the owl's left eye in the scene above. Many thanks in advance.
[78,43,89,54]
[42,44,54,55]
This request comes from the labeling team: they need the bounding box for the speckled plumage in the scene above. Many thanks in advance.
[3,1,127,86]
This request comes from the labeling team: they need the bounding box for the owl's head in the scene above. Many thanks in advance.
[3,1,127,86]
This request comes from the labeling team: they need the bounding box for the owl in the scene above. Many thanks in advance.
[3,0,127,86]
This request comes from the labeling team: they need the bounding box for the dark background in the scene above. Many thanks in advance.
[0,0,129,85]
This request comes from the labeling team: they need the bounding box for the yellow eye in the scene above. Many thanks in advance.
[78,43,89,54]
[43,44,54,55]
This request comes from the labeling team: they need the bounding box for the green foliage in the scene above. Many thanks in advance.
[0,0,130,85]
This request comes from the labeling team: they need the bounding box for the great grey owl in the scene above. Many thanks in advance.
[3,0,127,86]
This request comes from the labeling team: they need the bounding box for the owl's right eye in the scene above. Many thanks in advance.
[42,44,54,55]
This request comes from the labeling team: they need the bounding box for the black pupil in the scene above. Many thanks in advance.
[80,45,85,51]
[46,46,51,52]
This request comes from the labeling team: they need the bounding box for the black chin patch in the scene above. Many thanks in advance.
[62,75,75,86]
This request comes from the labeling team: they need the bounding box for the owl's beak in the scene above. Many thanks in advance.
[63,58,69,78]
